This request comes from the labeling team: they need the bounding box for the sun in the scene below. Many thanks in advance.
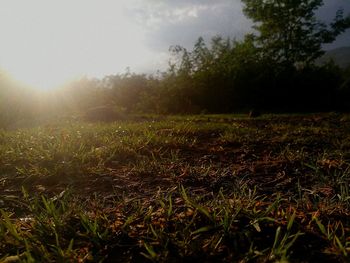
[0,0,157,91]
[5,63,80,91]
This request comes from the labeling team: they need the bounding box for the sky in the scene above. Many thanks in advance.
[0,0,349,90]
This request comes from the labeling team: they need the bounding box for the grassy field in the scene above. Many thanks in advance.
[1,113,350,262]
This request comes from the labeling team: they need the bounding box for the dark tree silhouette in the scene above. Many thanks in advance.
[242,0,350,65]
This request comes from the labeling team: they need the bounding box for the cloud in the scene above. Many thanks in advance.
[0,0,348,86]
[318,0,350,21]
[319,0,350,48]
[128,0,350,53]
[127,0,250,51]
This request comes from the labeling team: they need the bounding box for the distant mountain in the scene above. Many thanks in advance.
[317,46,350,68]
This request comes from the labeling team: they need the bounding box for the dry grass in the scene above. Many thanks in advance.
[1,113,350,262]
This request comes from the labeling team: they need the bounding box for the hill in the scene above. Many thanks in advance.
[317,46,350,68]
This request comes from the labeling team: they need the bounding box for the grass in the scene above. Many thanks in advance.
[1,113,350,262]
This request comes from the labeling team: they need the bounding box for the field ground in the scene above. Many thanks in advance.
[1,113,350,262]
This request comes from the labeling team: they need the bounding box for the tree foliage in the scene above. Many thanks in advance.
[1,0,350,127]
[242,0,350,65]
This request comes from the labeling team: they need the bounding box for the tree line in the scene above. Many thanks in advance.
[1,0,350,127]
[67,0,350,114]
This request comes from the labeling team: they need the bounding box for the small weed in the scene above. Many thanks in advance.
[1,114,350,262]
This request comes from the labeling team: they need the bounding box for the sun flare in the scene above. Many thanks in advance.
[5,64,81,91]
[0,0,156,90]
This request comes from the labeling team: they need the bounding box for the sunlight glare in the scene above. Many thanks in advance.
[0,0,154,90]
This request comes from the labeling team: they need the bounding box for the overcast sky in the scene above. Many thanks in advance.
[0,0,349,89]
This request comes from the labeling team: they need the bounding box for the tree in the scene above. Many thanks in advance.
[241,0,350,65]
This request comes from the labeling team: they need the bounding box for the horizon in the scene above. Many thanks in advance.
[0,0,349,90]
